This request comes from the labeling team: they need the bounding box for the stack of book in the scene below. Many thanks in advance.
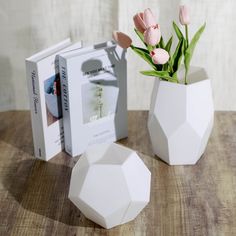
[26,38,128,161]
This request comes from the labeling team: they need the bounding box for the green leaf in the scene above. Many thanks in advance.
[140,70,179,83]
[140,70,169,77]
[130,45,156,70]
[166,76,179,83]
[165,36,173,53]
[173,21,184,40]
[134,28,147,47]
[171,38,184,73]
[140,70,170,79]
[160,36,173,72]
[159,36,165,48]
[130,45,149,54]
[163,63,168,71]
[174,40,184,72]
[184,23,206,74]
[156,64,163,71]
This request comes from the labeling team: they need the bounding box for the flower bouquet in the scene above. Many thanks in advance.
[113,6,205,84]
[113,6,214,165]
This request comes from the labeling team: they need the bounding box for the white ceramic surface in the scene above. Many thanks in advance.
[68,143,151,229]
[148,67,214,165]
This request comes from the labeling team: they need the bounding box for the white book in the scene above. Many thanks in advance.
[59,41,128,157]
[26,38,82,161]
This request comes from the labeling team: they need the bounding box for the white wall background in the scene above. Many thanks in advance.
[0,0,235,111]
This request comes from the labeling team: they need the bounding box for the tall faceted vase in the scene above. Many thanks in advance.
[148,66,214,165]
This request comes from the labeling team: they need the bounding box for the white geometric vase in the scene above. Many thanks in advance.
[68,143,151,229]
[148,66,214,165]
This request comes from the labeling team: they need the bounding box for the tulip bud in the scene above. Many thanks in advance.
[179,5,190,25]
[144,25,161,46]
[150,48,169,65]
[133,12,146,33]
[112,31,132,49]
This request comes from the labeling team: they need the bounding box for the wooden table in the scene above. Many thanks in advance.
[0,111,236,236]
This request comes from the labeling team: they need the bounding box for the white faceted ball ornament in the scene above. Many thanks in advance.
[68,143,151,229]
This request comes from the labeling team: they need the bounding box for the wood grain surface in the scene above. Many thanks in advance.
[0,111,236,236]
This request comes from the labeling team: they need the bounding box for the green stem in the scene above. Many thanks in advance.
[185,25,189,48]
[168,61,173,74]
[172,72,179,84]
[184,25,189,85]
[184,70,187,85]
[147,45,153,52]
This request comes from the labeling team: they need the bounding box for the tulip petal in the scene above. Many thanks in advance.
[144,8,156,28]
[133,12,146,33]
[112,31,132,49]
[144,26,161,46]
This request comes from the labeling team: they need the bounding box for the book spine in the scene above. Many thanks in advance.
[25,60,45,159]
[59,56,73,156]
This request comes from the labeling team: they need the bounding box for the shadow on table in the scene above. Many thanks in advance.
[2,159,102,228]
[0,111,34,157]
[116,111,155,158]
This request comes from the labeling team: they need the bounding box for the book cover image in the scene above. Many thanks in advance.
[81,54,119,124]
[81,78,119,124]
[44,74,62,126]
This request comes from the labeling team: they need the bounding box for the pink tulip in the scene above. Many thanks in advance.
[133,12,146,33]
[112,31,132,49]
[150,48,169,65]
[144,25,161,46]
[133,8,157,33]
[133,8,161,46]
[179,5,190,25]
